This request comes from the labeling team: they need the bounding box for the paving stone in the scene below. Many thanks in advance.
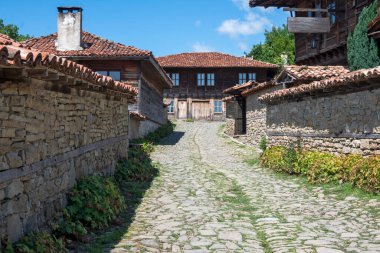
[110,122,380,253]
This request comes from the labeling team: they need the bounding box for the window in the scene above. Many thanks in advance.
[197,73,205,86]
[96,70,121,81]
[207,73,215,86]
[171,73,180,86]
[239,73,246,85]
[248,73,256,81]
[167,101,174,113]
[328,2,336,25]
[214,100,223,113]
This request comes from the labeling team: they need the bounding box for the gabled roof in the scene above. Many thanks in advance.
[22,32,151,58]
[0,33,137,100]
[249,0,296,8]
[22,31,172,89]
[157,52,278,68]
[259,66,380,104]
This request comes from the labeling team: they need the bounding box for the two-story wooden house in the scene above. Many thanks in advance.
[157,52,277,120]
[23,7,172,139]
[249,0,376,66]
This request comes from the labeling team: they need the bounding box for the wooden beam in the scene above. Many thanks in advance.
[284,7,329,13]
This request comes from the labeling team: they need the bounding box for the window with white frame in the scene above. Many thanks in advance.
[214,100,223,113]
[207,73,215,86]
[97,70,121,81]
[171,73,180,86]
[197,73,205,86]
[167,101,174,113]
[239,73,246,85]
[248,73,256,81]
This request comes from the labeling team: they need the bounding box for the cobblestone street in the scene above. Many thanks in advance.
[112,122,380,253]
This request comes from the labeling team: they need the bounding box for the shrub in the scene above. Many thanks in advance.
[57,176,125,238]
[261,146,298,174]
[347,0,380,70]
[260,146,380,193]
[259,136,267,151]
[15,232,66,253]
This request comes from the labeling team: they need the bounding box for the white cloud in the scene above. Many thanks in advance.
[232,0,250,11]
[192,42,215,52]
[195,20,201,27]
[217,12,271,38]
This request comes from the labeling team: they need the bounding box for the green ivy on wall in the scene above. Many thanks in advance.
[348,0,380,71]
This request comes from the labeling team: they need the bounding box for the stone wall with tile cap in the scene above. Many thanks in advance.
[0,78,129,244]
[265,87,380,155]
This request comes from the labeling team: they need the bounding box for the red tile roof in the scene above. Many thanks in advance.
[281,65,350,82]
[22,32,152,57]
[157,52,278,68]
[0,33,137,100]
[223,81,257,95]
[259,66,380,104]
[129,111,146,121]
[242,81,276,97]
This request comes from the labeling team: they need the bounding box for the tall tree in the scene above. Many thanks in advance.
[247,25,295,65]
[347,0,380,71]
[0,19,32,41]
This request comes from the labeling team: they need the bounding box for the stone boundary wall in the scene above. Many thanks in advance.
[0,79,129,243]
[245,86,281,146]
[266,87,380,155]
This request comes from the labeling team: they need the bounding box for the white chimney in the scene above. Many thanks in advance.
[56,7,83,51]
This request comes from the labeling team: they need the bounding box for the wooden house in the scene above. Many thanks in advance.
[23,7,172,139]
[157,52,277,120]
[249,0,377,66]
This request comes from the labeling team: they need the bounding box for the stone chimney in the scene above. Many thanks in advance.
[56,7,83,51]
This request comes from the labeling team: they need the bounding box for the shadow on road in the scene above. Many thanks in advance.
[160,131,185,146]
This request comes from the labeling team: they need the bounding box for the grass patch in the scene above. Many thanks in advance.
[257,231,273,253]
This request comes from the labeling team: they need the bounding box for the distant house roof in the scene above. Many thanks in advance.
[259,66,380,104]
[0,33,137,100]
[157,52,278,68]
[279,65,350,83]
[23,31,152,58]
[22,31,172,89]
[223,81,257,95]
[249,0,296,8]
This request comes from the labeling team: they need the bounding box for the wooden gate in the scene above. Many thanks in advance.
[192,101,211,120]
[177,100,187,119]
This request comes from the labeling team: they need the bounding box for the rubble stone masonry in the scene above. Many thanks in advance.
[0,79,129,243]
[266,88,380,155]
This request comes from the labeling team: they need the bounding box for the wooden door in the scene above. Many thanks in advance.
[192,102,211,120]
[177,101,187,119]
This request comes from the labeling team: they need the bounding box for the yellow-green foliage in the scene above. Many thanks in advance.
[261,146,380,193]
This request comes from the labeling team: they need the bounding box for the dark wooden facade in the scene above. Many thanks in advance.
[162,67,276,120]
[251,0,376,66]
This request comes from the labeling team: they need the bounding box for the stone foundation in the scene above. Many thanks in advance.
[0,79,129,243]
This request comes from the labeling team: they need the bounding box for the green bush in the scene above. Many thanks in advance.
[259,136,267,151]
[348,0,380,70]
[260,146,380,193]
[57,176,125,238]
[14,232,66,253]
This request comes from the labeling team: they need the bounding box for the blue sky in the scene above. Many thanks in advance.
[3,0,288,57]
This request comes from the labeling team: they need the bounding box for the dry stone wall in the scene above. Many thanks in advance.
[266,88,380,155]
[0,79,129,243]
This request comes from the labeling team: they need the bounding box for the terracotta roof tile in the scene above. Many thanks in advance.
[281,65,350,82]
[22,32,152,57]
[129,111,146,121]
[242,81,276,97]
[223,81,257,95]
[259,66,380,103]
[0,33,137,100]
[157,52,277,68]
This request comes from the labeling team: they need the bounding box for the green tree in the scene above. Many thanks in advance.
[0,19,32,41]
[247,25,295,65]
[347,0,380,71]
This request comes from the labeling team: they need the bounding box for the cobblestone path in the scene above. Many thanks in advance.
[112,122,380,253]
